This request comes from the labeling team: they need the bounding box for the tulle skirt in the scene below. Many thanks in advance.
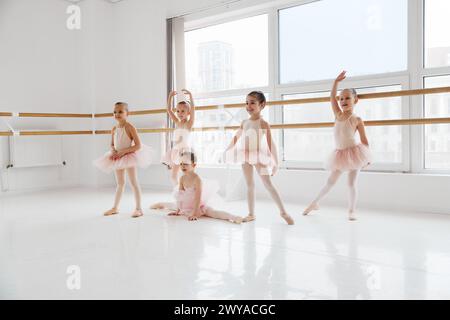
[325,144,371,172]
[93,144,153,173]
[224,148,276,175]
[173,179,219,215]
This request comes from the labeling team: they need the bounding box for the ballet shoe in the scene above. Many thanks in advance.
[242,215,256,223]
[281,213,295,225]
[348,212,357,221]
[104,208,119,216]
[303,203,319,216]
[132,209,144,218]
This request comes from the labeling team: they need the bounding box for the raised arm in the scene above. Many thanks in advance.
[167,91,179,124]
[183,89,196,129]
[331,71,346,117]
[356,117,369,146]
[188,177,203,221]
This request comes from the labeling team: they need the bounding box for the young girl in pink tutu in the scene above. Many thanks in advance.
[152,151,243,224]
[94,102,152,218]
[225,91,294,225]
[303,71,371,221]
[162,89,195,186]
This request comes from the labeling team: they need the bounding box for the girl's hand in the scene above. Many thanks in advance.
[112,150,126,160]
[168,209,181,216]
[169,90,177,98]
[335,71,346,82]
[181,89,192,98]
[271,166,278,176]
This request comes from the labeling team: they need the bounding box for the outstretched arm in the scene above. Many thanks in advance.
[167,91,179,124]
[331,71,346,117]
[183,89,196,129]
[226,122,244,151]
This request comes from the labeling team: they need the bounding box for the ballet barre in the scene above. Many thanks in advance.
[1,86,450,119]
[93,86,450,117]
[1,117,449,136]
[0,86,450,136]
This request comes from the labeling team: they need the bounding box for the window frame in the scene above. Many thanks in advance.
[175,0,450,174]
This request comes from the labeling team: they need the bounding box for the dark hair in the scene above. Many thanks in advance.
[177,101,191,109]
[115,102,129,111]
[180,150,197,164]
[247,91,266,104]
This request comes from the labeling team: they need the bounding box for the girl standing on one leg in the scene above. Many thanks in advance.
[303,71,371,221]
[162,89,195,186]
[225,91,294,225]
[94,102,152,218]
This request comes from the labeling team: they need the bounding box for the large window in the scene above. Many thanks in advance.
[424,75,450,169]
[185,15,269,93]
[282,85,403,165]
[192,96,269,165]
[279,0,408,83]
[177,0,450,173]
[424,0,450,68]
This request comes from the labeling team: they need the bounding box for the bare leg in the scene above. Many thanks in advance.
[170,165,180,186]
[304,170,342,215]
[256,165,294,225]
[241,163,256,222]
[347,170,359,221]
[104,169,125,216]
[150,202,177,210]
[204,207,244,224]
[127,167,143,218]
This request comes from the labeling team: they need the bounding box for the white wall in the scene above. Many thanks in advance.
[0,0,93,191]
[0,0,169,191]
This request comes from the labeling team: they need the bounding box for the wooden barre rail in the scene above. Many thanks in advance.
[2,117,448,136]
[94,86,450,117]
[2,86,449,119]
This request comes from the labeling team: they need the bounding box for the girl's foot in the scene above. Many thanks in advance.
[281,213,295,225]
[243,215,256,222]
[348,211,357,221]
[104,208,119,216]
[150,203,164,210]
[303,203,319,216]
[232,217,244,224]
[132,209,144,218]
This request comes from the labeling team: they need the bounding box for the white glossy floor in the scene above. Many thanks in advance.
[1,186,450,300]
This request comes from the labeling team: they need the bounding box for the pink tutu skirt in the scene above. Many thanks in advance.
[93,144,153,173]
[325,144,371,172]
[173,179,219,215]
[224,148,276,175]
